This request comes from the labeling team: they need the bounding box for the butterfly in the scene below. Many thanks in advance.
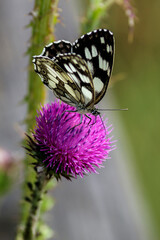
[33,29,114,125]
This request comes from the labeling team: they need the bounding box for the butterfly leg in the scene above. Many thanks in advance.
[84,114,92,125]
[58,109,78,120]
[90,115,97,126]
[54,110,78,131]
[66,114,83,132]
[60,109,83,131]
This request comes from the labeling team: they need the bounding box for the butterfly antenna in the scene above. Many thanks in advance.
[98,108,128,111]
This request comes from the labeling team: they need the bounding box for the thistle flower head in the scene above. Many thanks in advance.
[27,101,115,180]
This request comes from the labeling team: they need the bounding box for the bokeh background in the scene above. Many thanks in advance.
[0,0,160,239]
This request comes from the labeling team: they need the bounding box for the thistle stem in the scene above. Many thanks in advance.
[23,173,48,240]
[16,1,59,239]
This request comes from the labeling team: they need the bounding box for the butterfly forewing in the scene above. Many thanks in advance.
[73,29,114,104]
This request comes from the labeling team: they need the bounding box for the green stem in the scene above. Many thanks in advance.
[81,0,115,33]
[16,1,59,239]
[23,173,48,240]
[26,0,59,129]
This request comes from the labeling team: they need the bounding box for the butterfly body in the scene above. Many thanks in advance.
[33,29,114,118]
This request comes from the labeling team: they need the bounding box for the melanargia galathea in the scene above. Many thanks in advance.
[33,29,114,120]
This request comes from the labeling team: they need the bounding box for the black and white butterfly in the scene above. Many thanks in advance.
[33,29,114,123]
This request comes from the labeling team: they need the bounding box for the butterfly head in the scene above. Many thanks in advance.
[90,108,100,116]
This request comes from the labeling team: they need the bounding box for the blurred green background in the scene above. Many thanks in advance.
[109,0,160,236]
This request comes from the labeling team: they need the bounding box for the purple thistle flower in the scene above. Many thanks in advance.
[27,100,116,180]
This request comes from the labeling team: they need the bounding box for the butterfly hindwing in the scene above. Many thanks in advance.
[54,53,95,108]
[33,54,95,108]
[33,56,79,106]
[73,29,114,104]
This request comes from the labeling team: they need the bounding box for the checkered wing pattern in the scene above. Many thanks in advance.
[33,29,114,113]
[33,54,95,108]
[73,29,114,104]
[41,40,72,59]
